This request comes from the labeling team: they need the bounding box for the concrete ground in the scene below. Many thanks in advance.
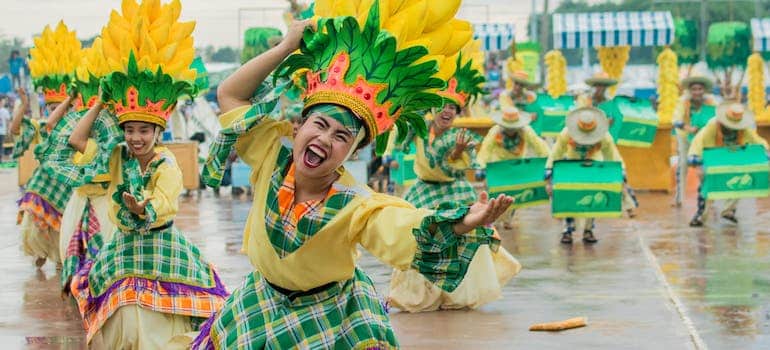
[0,167,768,349]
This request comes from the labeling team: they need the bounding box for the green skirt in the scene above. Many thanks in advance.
[192,268,397,349]
[404,179,477,209]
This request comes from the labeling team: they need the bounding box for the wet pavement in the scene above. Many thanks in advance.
[0,168,768,349]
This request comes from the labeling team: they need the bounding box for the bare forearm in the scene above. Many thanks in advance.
[9,102,28,135]
[69,102,103,153]
[217,43,295,114]
[46,96,73,132]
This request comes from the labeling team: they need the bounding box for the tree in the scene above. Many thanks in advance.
[210,46,239,63]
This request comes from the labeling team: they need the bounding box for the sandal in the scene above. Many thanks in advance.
[560,231,573,244]
[582,230,598,244]
[721,211,738,224]
[689,216,704,227]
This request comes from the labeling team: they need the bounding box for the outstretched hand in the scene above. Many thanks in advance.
[454,192,514,234]
[122,192,153,216]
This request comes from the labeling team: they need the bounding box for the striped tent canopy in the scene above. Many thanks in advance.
[751,18,770,51]
[473,23,515,51]
[553,11,675,49]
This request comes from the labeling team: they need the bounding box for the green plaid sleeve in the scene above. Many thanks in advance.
[410,204,500,293]
[429,129,474,178]
[12,118,37,159]
[202,79,286,188]
[34,111,82,163]
[44,110,123,188]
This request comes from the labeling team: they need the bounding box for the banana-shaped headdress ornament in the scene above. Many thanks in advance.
[99,0,197,129]
[73,38,112,112]
[29,21,82,104]
[276,0,475,153]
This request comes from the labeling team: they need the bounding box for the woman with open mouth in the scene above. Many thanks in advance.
[190,2,515,349]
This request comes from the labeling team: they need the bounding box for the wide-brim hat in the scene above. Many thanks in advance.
[492,106,532,129]
[681,75,714,91]
[716,101,754,130]
[566,107,610,145]
[510,70,540,88]
[585,72,617,87]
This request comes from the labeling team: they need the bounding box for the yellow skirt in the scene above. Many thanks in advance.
[89,305,194,350]
[20,211,60,264]
[387,246,521,312]
[58,190,114,262]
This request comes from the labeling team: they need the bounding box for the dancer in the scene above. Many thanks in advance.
[546,107,628,244]
[10,21,82,268]
[499,70,538,109]
[52,37,119,295]
[687,102,768,227]
[477,106,550,229]
[580,72,617,107]
[54,1,228,347]
[389,39,520,313]
[672,74,717,207]
[191,3,514,348]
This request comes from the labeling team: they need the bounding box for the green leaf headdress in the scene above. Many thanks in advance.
[275,0,474,152]
[99,0,198,130]
[437,39,486,108]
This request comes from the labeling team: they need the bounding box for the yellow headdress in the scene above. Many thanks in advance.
[29,21,82,104]
[277,0,471,152]
[99,0,197,129]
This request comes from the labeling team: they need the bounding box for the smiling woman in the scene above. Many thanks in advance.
[190,1,515,348]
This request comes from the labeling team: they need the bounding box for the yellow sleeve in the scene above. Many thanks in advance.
[476,126,500,168]
[546,130,569,169]
[350,193,424,270]
[498,92,514,109]
[524,126,551,157]
[745,128,769,150]
[72,138,98,165]
[601,134,626,169]
[145,161,183,227]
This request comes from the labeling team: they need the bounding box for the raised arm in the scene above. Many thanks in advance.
[217,20,314,115]
[45,93,75,132]
[9,88,29,135]
[69,101,103,153]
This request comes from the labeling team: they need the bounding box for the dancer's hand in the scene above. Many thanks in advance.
[122,192,153,216]
[281,19,316,52]
[454,192,514,234]
[451,129,471,160]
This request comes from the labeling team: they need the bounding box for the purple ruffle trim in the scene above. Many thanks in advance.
[17,192,62,219]
[87,268,230,313]
[190,313,217,350]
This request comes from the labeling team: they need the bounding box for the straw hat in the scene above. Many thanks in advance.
[492,106,532,130]
[716,101,754,130]
[566,107,610,145]
[510,70,539,88]
[584,72,618,87]
[681,72,714,91]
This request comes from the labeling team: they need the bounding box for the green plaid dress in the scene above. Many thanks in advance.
[404,127,480,209]
[193,88,501,349]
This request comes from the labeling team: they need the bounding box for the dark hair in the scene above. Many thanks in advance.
[189,132,206,143]
[446,102,461,114]
[10,50,19,57]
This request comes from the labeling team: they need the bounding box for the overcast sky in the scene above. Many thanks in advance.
[0,0,554,48]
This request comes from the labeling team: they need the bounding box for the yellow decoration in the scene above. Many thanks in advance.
[29,21,82,80]
[101,0,197,82]
[309,0,472,92]
[656,47,679,124]
[545,50,567,98]
[76,38,111,83]
[747,52,768,121]
[597,46,630,96]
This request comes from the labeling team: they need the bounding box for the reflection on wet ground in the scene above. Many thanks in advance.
[0,168,767,349]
